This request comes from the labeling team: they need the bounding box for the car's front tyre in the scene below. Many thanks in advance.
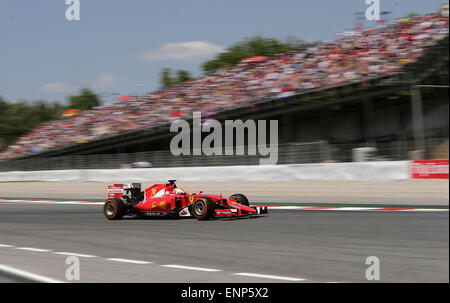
[192,197,215,220]
[228,193,250,206]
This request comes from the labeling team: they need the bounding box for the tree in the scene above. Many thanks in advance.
[68,88,100,111]
[0,98,62,146]
[160,68,191,88]
[176,70,191,84]
[0,90,99,150]
[202,36,305,72]
[0,97,7,114]
[406,12,420,19]
[160,68,174,88]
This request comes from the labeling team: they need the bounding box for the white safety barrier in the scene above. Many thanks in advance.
[0,161,409,182]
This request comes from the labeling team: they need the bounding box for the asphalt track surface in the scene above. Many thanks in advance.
[0,202,448,283]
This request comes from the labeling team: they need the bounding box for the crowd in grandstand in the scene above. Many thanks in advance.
[1,11,448,159]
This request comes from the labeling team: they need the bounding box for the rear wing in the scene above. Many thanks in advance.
[108,184,125,199]
[108,183,141,199]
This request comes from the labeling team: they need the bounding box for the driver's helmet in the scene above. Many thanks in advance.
[174,187,185,194]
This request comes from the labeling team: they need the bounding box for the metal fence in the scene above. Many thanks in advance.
[0,138,447,172]
[330,138,448,163]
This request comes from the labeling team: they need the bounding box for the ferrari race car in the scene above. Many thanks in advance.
[104,180,268,220]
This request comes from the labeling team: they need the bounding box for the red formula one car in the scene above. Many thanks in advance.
[103,180,268,220]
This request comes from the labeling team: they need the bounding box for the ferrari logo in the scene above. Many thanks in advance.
[151,202,157,209]
[152,189,156,196]
[189,196,194,203]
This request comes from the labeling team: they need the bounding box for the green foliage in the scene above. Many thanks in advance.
[0,89,101,150]
[406,12,420,19]
[68,88,100,111]
[202,36,305,72]
[160,68,174,88]
[0,98,62,147]
[176,70,191,84]
[160,68,192,88]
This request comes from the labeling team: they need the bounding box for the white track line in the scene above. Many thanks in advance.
[332,207,380,211]
[1,199,447,212]
[0,199,103,205]
[47,202,103,205]
[404,208,449,212]
[106,258,152,264]
[16,247,52,252]
[265,206,302,210]
[162,264,222,272]
[262,205,449,212]
[54,252,98,258]
[0,264,63,283]
[233,272,306,281]
[0,244,14,248]
[3,241,313,282]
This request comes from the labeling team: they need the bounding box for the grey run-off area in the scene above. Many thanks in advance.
[0,179,448,206]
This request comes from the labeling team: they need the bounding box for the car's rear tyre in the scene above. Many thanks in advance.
[228,193,249,206]
[104,198,127,220]
[192,197,215,220]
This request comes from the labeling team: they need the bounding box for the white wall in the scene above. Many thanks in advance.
[0,161,410,182]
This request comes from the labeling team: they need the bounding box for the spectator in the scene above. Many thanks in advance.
[1,11,448,159]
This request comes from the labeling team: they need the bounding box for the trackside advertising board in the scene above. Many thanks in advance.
[410,160,449,179]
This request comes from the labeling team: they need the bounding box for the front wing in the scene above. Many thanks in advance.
[178,205,268,218]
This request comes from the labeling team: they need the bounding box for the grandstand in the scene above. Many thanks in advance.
[0,11,448,170]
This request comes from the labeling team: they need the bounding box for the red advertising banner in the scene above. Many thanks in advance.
[410,160,449,179]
